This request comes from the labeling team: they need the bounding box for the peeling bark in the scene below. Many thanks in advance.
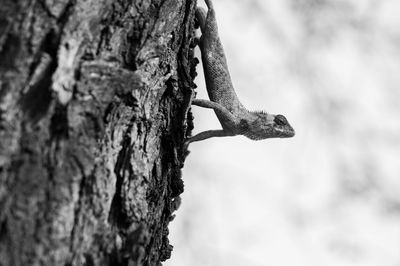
[0,0,197,265]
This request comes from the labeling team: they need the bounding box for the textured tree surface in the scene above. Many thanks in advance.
[0,0,196,265]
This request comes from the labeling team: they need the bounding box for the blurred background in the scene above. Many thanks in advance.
[166,0,400,265]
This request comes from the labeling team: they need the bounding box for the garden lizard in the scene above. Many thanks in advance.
[187,0,295,144]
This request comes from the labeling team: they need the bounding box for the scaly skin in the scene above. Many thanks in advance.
[187,0,295,144]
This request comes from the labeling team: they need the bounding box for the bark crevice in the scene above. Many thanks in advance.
[0,0,197,265]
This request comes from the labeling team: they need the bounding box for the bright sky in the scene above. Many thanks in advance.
[166,1,400,265]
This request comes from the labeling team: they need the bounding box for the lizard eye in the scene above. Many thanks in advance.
[274,115,288,126]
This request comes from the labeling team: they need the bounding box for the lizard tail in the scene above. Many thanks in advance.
[195,7,207,32]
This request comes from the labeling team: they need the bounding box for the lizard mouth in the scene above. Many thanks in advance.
[277,126,295,138]
[286,129,295,137]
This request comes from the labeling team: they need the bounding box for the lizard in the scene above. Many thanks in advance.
[186,0,295,144]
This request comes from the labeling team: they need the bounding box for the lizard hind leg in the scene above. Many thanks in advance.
[195,7,207,32]
[204,0,214,10]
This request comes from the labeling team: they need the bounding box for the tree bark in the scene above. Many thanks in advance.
[0,0,196,265]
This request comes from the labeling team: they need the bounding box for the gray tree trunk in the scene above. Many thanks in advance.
[0,0,196,265]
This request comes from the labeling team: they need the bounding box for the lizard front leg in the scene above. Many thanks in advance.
[187,129,234,144]
[191,99,238,129]
[185,99,238,144]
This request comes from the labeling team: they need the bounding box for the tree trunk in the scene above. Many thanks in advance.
[0,0,196,265]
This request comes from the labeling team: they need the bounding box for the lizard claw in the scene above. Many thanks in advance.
[190,37,200,48]
[182,139,192,159]
[183,138,191,149]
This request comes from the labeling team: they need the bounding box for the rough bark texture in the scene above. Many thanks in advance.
[0,0,197,265]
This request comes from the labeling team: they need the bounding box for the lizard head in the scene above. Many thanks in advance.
[242,112,295,140]
[272,114,295,138]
